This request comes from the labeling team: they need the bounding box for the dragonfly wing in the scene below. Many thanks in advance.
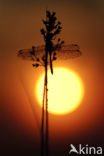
[18,49,35,60]
[17,44,81,61]
[17,45,45,61]
[56,44,82,60]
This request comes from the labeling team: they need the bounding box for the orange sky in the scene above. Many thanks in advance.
[0,0,104,155]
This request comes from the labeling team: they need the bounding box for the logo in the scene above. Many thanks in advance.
[69,144,103,155]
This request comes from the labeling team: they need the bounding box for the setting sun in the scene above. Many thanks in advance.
[36,67,84,115]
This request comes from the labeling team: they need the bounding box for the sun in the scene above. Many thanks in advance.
[36,67,84,115]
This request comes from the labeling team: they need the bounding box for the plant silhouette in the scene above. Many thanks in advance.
[40,10,64,74]
[17,10,82,156]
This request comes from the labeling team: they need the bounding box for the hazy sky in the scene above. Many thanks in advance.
[0,0,104,155]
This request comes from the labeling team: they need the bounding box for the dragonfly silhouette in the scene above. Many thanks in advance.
[18,10,81,74]
[17,10,82,156]
[18,43,81,71]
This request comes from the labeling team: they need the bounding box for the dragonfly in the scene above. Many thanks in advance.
[17,43,81,72]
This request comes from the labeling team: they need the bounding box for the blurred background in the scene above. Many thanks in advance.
[0,0,104,155]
